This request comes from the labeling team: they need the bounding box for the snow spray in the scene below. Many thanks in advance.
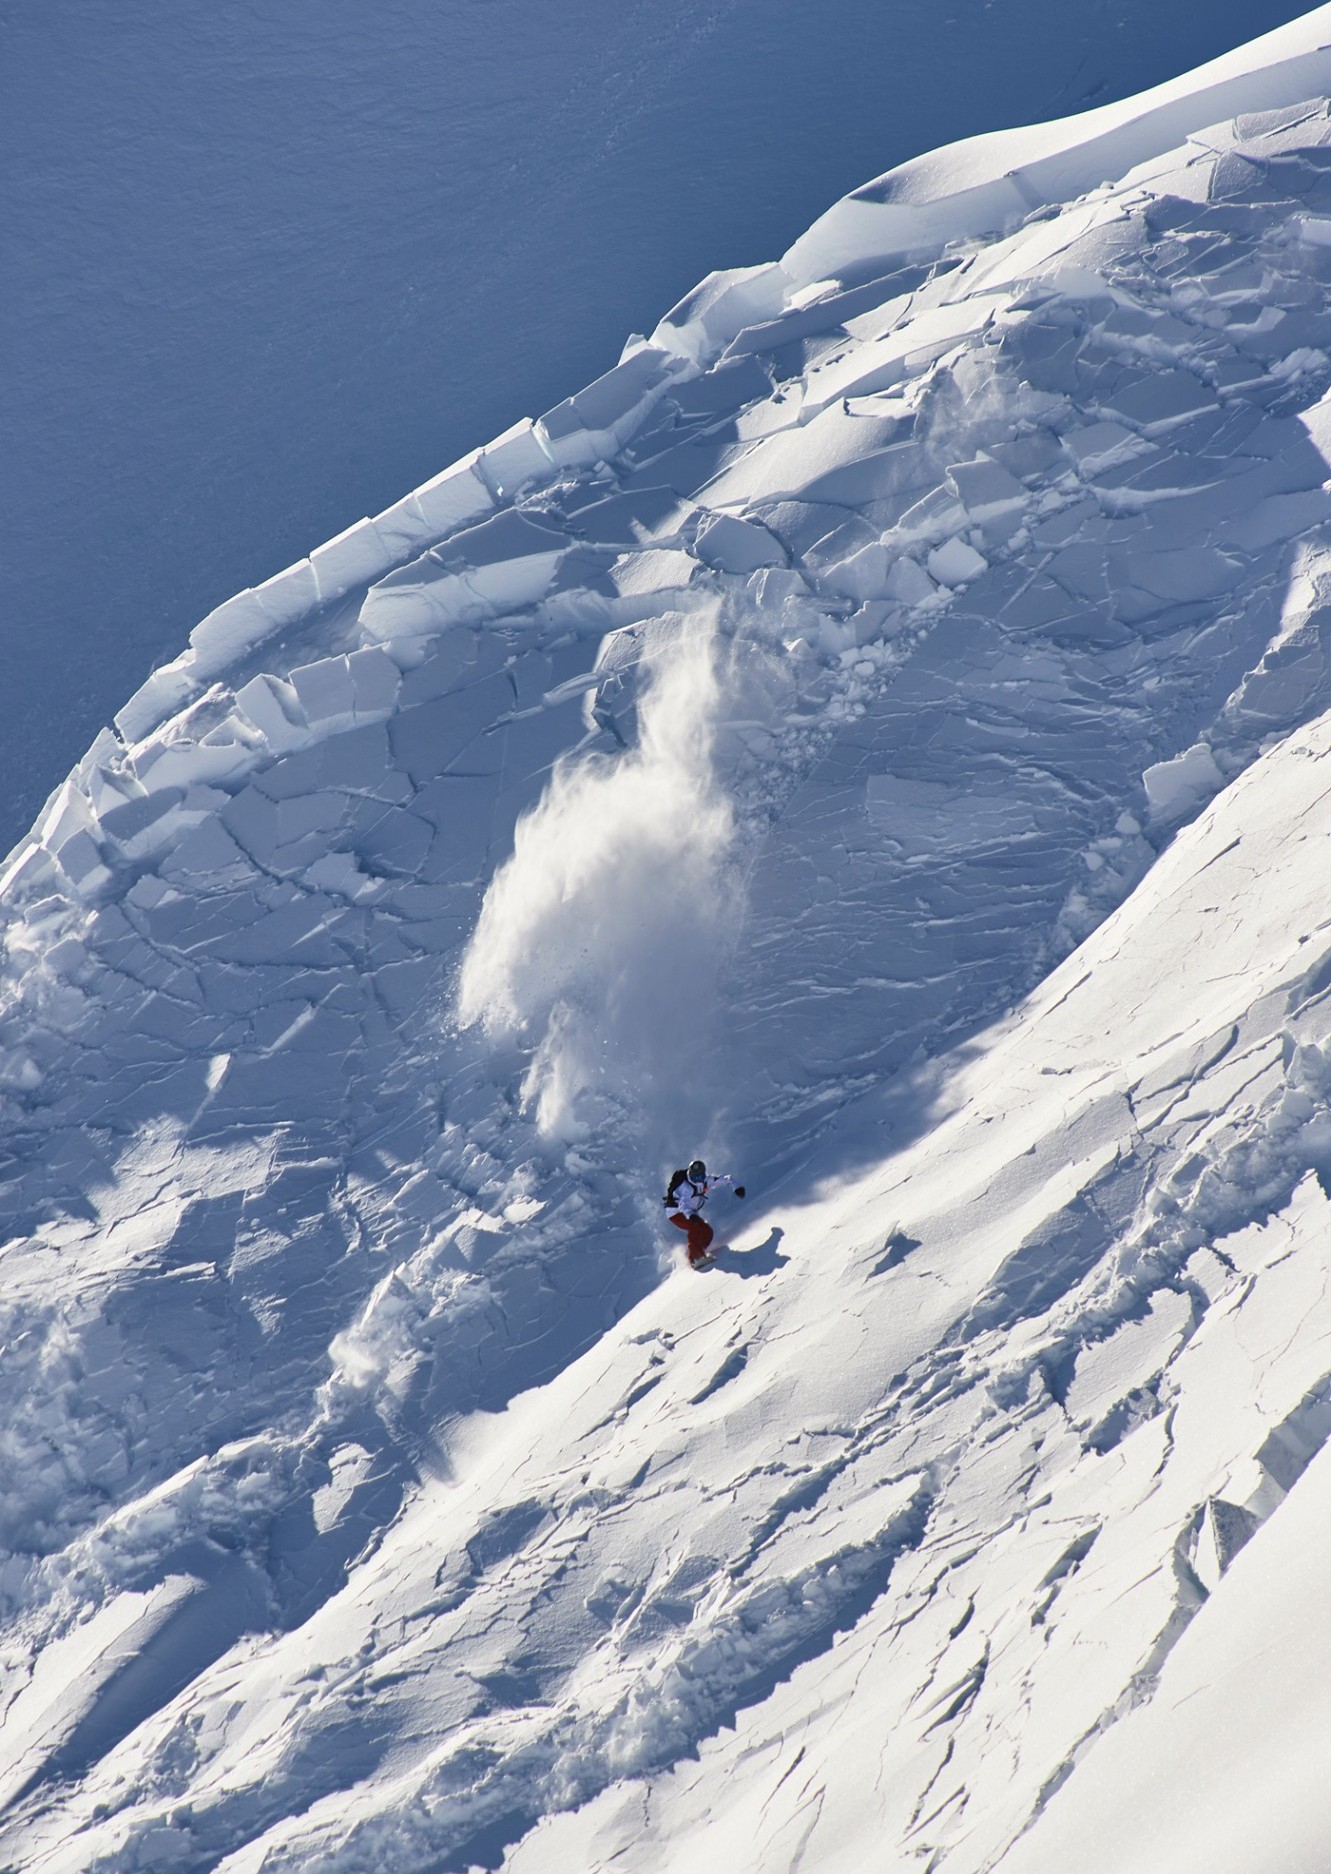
[457,607,740,1146]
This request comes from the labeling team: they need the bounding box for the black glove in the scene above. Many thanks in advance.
[734,1186,746,1198]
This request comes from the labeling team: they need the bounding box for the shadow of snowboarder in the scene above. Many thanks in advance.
[713,1226,787,1277]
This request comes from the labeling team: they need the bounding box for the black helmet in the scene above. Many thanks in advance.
[687,1159,706,1181]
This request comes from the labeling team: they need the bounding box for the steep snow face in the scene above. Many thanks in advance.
[4,0,1315,858]
[7,12,1331,1871]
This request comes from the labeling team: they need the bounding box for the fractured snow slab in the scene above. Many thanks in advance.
[13,20,1331,1874]
[927,536,988,586]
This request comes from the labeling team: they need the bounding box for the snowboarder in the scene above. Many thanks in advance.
[664,1159,745,1267]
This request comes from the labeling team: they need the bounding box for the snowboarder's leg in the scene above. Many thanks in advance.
[668,1212,715,1266]
[686,1216,714,1266]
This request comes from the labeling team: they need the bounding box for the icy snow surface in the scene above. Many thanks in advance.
[8,10,1331,1870]
[2,0,1315,857]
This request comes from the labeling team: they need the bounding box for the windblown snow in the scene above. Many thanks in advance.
[8,11,1331,1871]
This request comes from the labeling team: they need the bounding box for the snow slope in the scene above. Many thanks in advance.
[1,0,1316,859]
[7,9,1331,1869]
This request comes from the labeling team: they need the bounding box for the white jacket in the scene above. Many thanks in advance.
[669,1173,735,1218]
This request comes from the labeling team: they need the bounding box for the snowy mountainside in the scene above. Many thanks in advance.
[10,0,1312,862]
[5,11,1331,1869]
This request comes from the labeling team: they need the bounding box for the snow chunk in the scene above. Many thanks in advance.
[610,548,699,598]
[290,656,356,726]
[650,261,787,368]
[310,517,394,605]
[251,558,321,628]
[99,789,185,861]
[234,675,307,753]
[927,537,988,587]
[538,348,676,470]
[884,556,938,606]
[408,456,494,535]
[0,842,56,899]
[946,454,1025,518]
[187,591,279,672]
[824,540,890,603]
[344,647,401,716]
[693,513,786,576]
[476,418,555,499]
[1062,420,1142,474]
[1143,741,1225,824]
[114,661,199,746]
[49,827,112,896]
[1108,368,1218,434]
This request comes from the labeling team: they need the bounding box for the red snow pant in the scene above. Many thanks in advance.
[670,1212,714,1263]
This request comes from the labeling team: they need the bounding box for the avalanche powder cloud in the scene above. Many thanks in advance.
[457,607,739,1145]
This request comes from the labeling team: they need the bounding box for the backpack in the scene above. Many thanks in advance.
[664,1168,690,1208]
